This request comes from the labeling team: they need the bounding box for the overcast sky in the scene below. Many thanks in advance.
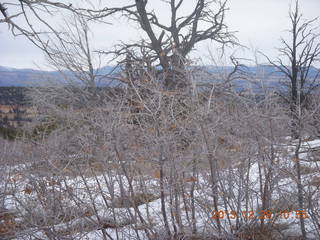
[0,0,319,69]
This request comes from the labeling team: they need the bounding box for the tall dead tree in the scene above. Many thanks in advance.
[264,1,320,239]
[96,0,236,89]
[264,0,320,139]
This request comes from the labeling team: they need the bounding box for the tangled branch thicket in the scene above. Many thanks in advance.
[1,1,320,240]
[0,61,319,239]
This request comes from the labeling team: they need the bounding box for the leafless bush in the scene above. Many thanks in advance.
[1,1,319,239]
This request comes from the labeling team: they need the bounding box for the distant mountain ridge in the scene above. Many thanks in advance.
[0,65,318,87]
[0,66,118,87]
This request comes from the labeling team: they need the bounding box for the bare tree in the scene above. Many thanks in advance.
[94,0,236,89]
[1,0,237,92]
[264,0,320,139]
[27,13,119,127]
[263,2,320,239]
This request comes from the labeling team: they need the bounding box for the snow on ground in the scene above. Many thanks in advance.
[1,138,320,239]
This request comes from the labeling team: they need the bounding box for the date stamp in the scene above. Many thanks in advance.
[211,209,309,220]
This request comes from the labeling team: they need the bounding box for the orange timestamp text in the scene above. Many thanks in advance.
[211,209,309,220]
